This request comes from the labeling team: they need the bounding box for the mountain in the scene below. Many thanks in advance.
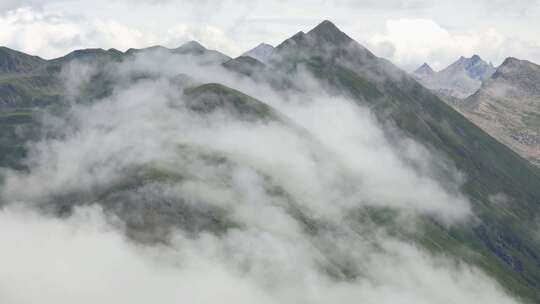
[125,41,231,65]
[222,56,266,77]
[413,55,496,99]
[173,41,231,63]
[0,47,46,74]
[242,43,274,62]
[50,48,124,64]
[3,20,540,302]
[183,83,281,122]
[266,21,540,301]
[414,63,435,77]
[456,57,540,166]
[124,45,171,56]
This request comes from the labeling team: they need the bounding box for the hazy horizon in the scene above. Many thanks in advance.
[1,0,540,70]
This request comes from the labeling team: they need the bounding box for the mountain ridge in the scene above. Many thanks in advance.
[242,43,274,63]
[413,55,496,99]
[2,20,540,302]
[0,46,46,74]
[457,57,540,167]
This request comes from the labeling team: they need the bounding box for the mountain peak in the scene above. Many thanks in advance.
[178,41,206,52]
[307,20,352,45]
[311,20,340,32]
[242,43,274,62]
[441,54,495,81]
[455,55,483,65]
[255,42,273,48]
[500,57,521,67]
[493,57,540,81]
[414,63,435,76]
[414,55,496,98]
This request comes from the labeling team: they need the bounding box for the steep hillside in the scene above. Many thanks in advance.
[2,21,540,302]
[459,57,540,166]
[0,47,46,74]
[265,20,540,301]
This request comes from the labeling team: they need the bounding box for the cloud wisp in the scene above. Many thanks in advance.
[0,48,518,303]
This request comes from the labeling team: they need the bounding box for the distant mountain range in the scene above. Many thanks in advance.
[413,55,540,167]
[3,20,540,302]
[413,55,496,99]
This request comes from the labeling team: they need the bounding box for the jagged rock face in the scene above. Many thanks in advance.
[413,55,496,99]
[242,43,274,63]
[459,58,540,166]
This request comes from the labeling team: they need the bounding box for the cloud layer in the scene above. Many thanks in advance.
[0,46,521,303]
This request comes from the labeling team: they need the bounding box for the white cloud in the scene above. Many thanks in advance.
[0,6,238,58]
[1,51,473,224]
[0,203,518,304]
[0,7,151,58]
[166,24,240,55]
[0,206,273,304]
[366,18,540,71]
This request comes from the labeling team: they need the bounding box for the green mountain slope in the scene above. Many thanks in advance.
[2,21,540,302]
[0,47,46,74]
[183,83,280,121]
[260,20,540,302]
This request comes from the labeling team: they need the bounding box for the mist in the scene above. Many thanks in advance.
[0,47,519,303]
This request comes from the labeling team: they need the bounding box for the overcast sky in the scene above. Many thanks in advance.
[1,0,539,70]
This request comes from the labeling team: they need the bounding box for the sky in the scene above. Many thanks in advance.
[1,0,540,71]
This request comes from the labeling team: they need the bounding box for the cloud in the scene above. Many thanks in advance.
[165,24,240,55]
[0,0,68,12]
[0,7,151,58]
[0,203,518,304]
[0,6,238,58]
[481,0,540,17]
[1,49,472,224]
[0,205,274,304]
[366,18,540,71]
[0,39,520,303]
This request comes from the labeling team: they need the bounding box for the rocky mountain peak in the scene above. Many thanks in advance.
[242,43,274,62]
[490,57,540,93]
[306,20,352,45]
[412,55,496,99]
[414,63,435,76]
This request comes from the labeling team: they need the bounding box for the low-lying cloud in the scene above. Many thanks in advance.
[0,48,519,303]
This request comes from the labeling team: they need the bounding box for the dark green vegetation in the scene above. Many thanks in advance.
[266,21,540,302]
[2,21,540,302]
[183,83,280,121]
[223,56,266,77]
[0,47,45,73]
